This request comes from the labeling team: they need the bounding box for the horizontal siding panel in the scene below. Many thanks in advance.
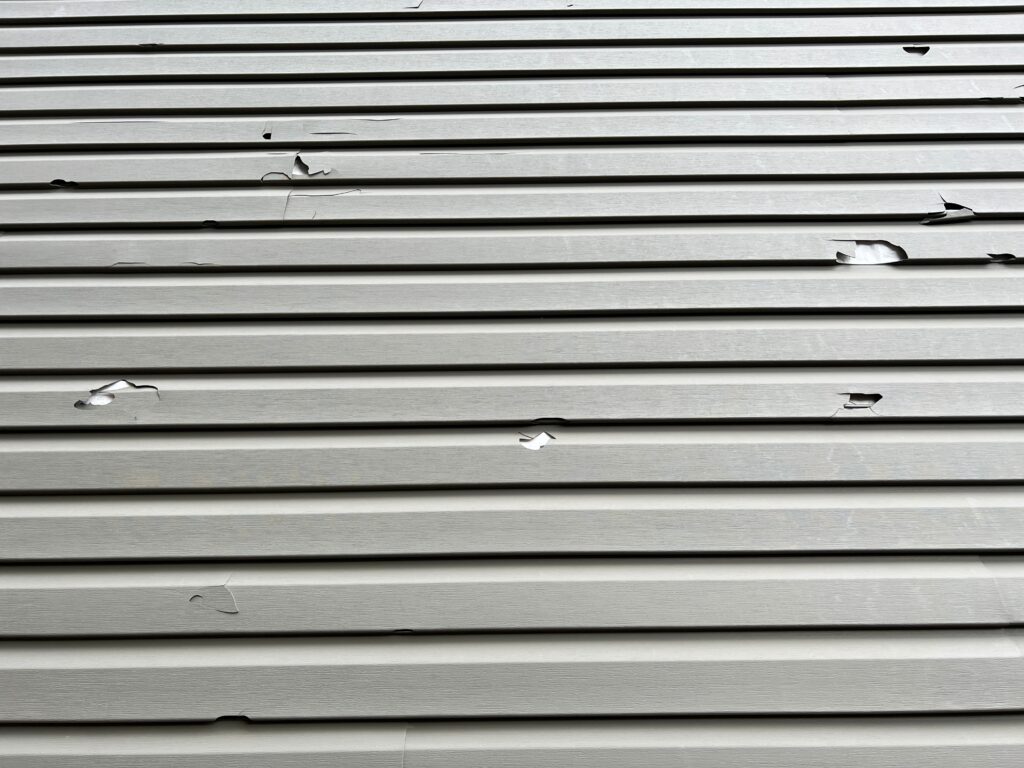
[6,45,1024,84]
[0,224,1017,269]
[5,717,1024,768]
[4,2,1023,739]
[5,15,1024,51]
[10,144,1024,187]
[6,108,1024,149]
[3,557,1023,637]
[5,1,1024,22]
[4,630,1024,720]
[2,425,1024,492]
[2,182,1022,226]
[3,76,1019,115]
[5,487,1024,561]
[2,315,1023,372]
[0,721,407,768]
[7,367,1024,429]
[9,267,1024,319]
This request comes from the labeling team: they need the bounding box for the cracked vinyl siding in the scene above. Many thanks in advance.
[4,1,1024,765]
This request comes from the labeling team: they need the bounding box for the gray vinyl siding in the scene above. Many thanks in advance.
[2,0,1024,765]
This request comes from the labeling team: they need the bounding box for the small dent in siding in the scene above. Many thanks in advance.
[189,585,239,615]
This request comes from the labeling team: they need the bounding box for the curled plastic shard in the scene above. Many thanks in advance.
[74,379,159,409]
[292,153,333,178]
[834,240,908,265]
[519,431,555,450]
[842,393,883,410]
[922,198,976,225]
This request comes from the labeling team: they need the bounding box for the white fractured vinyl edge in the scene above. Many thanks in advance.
[2,556,1024,636]
[4,630,1024,720]
[3,15,1024,50]
[1,225,1021,269]
[5,425,1024,491]
[4,487,1024,561]
[4,717,1024,768]
[4,367,1024,428]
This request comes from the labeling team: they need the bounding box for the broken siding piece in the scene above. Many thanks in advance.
[6,108,1024,149]
[3,557,1024,637]
[7,367,1024,429]
[0,224,1019,269]
[5,487,1024,561]
[4,14,1024,51]
[8,266,1024,319]
[4,630,1024,721]
[4,425,1024,491]
[10,144,1024,186]
[4,717,1024,768]
[6,44,1024,83]
[1,315,1023,372]
[2,182,1022,226]
[2,75,1019,115]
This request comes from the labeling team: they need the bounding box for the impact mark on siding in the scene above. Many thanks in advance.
[833,240,909,264]
[74,380,160,410]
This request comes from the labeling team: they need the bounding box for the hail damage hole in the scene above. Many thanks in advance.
[519,431,555,450]
[74,379,159,410]
[842,393,883,410]
[292,154,332,178]
[922,197,976,225]
[833,240,908,265]
[903,45,930,55]
[49,179,77,188]
[989,253,1018,263]
[262,132,272,140]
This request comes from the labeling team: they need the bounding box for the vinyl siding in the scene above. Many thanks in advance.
[2,1,1024,765]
